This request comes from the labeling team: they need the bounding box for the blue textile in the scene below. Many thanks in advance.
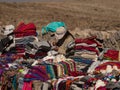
[72,57,94,64]
[41,21,66,35]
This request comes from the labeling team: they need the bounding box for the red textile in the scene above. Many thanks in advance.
[95,62,120,71]
[15,30,36,37]
[14,22,36,32]
[22,81,32,90]
[104,50,119,60]
[75,37,102,47]
[74,46,99,55]
[26,52,47,58]
[15,22,25,31]
[14,22,37,37]
[97,86,107,90]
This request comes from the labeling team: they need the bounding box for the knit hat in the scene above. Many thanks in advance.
[55,27,67,40]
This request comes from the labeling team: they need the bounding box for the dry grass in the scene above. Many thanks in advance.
[0,0,120,32]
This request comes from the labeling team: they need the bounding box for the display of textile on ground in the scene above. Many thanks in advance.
[0,22,120,90]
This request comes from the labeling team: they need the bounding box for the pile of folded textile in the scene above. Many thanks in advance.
[74,36,103,60]
[12,22,38,57]
[1,22,120,90]
[66,36,103,73]
[25,41,51,59]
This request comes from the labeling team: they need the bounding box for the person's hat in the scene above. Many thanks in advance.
[55,27,67,40]
[41,22,66,35]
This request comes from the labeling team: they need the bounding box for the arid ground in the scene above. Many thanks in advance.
[0,0,120,32]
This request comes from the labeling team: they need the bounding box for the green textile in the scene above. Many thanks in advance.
[41,22,66,35]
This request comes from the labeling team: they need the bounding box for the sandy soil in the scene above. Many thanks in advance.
[0,0,120,32]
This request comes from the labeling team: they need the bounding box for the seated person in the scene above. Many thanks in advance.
[41,21,74,55]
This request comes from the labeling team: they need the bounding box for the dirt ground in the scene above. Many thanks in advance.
[0,0,120,32]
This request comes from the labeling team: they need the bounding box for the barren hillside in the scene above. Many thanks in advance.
[0,0,120,31]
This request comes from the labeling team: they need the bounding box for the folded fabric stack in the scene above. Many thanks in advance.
[74,36,103,60]
[14,36,38,45]
[71,56,94,72]
[24,65,49,82]
[25,41,51,59]
[51,76,81,90]
[66,37,103,73]
[43,54,85,76]
[8,45,25,56]
[24,59,79,83]
[23,76,82,90]
[7,22,39,57]
[14,22,37,38]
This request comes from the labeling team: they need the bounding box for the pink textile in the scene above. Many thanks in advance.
[22,81,32,90]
